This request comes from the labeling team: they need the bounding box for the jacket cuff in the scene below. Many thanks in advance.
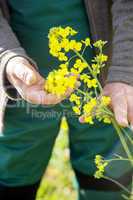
[106,68,133,86]
[0,48,37,101]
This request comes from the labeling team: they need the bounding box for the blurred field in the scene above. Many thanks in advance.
[36,117,78,200]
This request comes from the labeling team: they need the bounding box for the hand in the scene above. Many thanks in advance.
[6,57,74,105]
[103,82,133,127]
[79,82,133,128]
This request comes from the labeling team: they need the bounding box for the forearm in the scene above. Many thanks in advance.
[107,0,133,86]
[0,9,36,100]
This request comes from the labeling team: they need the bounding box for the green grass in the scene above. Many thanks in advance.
[36,118,78,200]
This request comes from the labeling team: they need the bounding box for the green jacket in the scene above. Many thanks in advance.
[0,0,133,132]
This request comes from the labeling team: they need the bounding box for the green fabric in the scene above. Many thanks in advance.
[1,0,93,186]
[9,0,93,75]
[0,1,129,193]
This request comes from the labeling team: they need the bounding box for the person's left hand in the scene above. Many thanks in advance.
[79,82,133,128]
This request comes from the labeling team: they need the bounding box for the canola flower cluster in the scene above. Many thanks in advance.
[45,62,77,96]
[45,26,111,124]
[45,26,91,96]
[70,93,111,124]
[48,26,88,60]
[45,27,133,196]
[94,155,108,179]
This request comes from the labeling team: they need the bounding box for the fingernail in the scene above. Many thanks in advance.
[118,119,128,127]
[76,81,81,88]
[79,116,84,123]
[26,73,37,85]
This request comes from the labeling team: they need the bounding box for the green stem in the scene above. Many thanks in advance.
[121,128,133,145]
[94,87,98,98]
[103,106,114,117]
[122,194,131,200]
[76,88,86,95]
[106,158,133,163]
[111,118,133,166]
[81,45,87,56]
[68,55,77,63]
[74,50,133,167]
[102,108,114,117]
[74,50,103,92]
[104,176,131,194]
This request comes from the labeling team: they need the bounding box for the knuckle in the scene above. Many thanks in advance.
[21,71,28,82]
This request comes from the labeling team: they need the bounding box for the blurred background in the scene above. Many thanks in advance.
[36,117,78,200]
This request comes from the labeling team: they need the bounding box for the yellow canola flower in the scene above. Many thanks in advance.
[95,54,108,63]
[48,27,81,59]
[67,75,77,89]
[83,98,97,114]
[49,35,61,57]
[58,27,70,38]
[96,109,111,124]
[45,67,77,96]
[94,171,104,179]
[69,94,81,106]
[73,59,88,73]
[60,39,70,52]
[58,52,68,61]
[92,63,100,75]
[59,62,68,70]
[87,79,97,88]
[82,37,91,46]
[80,74,91,83]
[94,155,108,179]
[58,26,78,38]
[101,96,111,106]
[47,26,111,126]
[103,117,111,124]
[72,106,81,115]
[84,115,94,124]
[69,40,82,52]
[95,155,103,165]
[94,162,108,179]
[69,27,78,36]
[70,68,79,75]
[49,26,77,39]
[59,63,68,68]
[80,75,97,88]
[93,40,107,49]
[95,96,111,124]
[70,94,79,102]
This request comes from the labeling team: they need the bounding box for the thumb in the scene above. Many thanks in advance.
[13,62,37,86]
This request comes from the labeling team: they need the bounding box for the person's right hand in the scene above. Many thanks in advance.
[6,57,74,105]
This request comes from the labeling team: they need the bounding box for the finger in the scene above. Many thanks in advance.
[79,116,85,123]
[12,74,63,105]
[111,93,128,127]
[65,81,81,98]
[41,93,62,105]
[75,81,81,88]
[13,63,37,86]
[11,76,27,99]
[127,95,133,127]
[65,87,74,98]
[67,73,80,79]
[26,90,63,105]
